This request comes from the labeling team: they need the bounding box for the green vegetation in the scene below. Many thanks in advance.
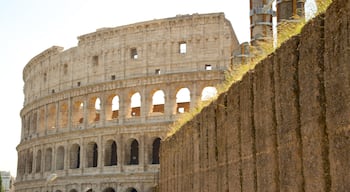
[166,0,333,138]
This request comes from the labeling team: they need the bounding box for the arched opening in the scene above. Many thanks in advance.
[27,150,33,173]
[104,140,117,166]
[126,188,138,192]
[56,146,65,170]
[31,112,37,133]
[35,150,41,173]
[73,101,84,125]
[130,92,141,117]
[59,102,69,128]
[152,90,165,114]
[102,187,115,192]
[111,95,119,119]
[152,138,161,164]
[89,97,101,123]
[70,144,80,169]
[44,148,52,171]
[47,104,57,129]
[39,108,45,133]
[176,88,191,113]
[69,189,78,192]
[127,139,139,165]
[201,86,217,101]
[86,142,98,167]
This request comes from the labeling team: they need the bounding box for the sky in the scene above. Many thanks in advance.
[0,0,316,177]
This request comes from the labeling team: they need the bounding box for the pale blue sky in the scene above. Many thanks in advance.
[0,0,315,177]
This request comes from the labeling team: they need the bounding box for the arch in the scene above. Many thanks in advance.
[152,90,165,114]
[39,108,45,133]
[104,140,117,166]
[86,142,98,167]
[102,187,115,192]
[70,144,80,169]
[152,138,161,164]
[44,148,52,171]
[111,95,120,119]
[73,101,84,125]
[18,151,26,175]
[26,150,33,173]
[56,146,65,170]
[69,189,78,192]
[126,139,139,165]
[130,92,141,117]
[125,188,138,192]
[55,190,63,192]
[31,112,38,133]
[35,150,42,173]
[176,88,191,113]
[88,97,101,123]
[47,104,57,129]
[201,86,217,101]
[59,102,69,128]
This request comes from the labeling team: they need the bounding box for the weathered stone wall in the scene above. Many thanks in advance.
[159,0,350,191]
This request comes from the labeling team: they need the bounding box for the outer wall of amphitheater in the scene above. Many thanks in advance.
[16,13,239,192]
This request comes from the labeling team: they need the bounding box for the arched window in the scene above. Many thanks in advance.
[45,148,52,171]
[59,103,68,128]
[27,150,33,173]
[130,92,141,117]
[128,139,139,165]
[73,101,84,125]
[36,150,41,173]
[111,95,119,119]
[152,138,161,164]
[56,146,65,170]
[47,104,57,129]
[152,90,165,114]
[126,188,138,192]
[89,97,101,123]
[176,88,191,113]
[70,144,80,169]
[201,86,217,101]
[86,142,98,168]
[31,112,37,133]
[104,140,117,166]
[102,187,115,192]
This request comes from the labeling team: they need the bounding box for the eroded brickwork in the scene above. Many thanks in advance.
[159,0,350,191]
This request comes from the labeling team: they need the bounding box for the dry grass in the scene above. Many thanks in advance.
[166,0,333,138]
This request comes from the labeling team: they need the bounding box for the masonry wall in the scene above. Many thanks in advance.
[159,0,350,191]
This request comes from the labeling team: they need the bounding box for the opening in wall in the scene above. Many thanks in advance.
[155,69,161,75]
[179,42,187,54]
[205,64,212,70]
[130,48,138,59]
[92,55,99,66]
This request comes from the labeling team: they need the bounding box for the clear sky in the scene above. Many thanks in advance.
[0,0,316,177]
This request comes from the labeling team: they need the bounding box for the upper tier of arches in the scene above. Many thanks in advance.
[22,12,238,106]
[21,81,218,141]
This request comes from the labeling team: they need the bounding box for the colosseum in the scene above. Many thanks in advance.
[15,13,240,192]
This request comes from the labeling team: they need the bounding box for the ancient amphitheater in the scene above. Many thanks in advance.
[15,13,240,192]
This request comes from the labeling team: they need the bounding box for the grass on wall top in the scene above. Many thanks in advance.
[166,0,332,138]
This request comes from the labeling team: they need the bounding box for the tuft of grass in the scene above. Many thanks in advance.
[166,0,333,138]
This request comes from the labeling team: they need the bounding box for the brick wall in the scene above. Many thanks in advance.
[159,0,350,191]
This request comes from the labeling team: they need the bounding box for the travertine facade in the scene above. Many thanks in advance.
[16,13,239,192]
